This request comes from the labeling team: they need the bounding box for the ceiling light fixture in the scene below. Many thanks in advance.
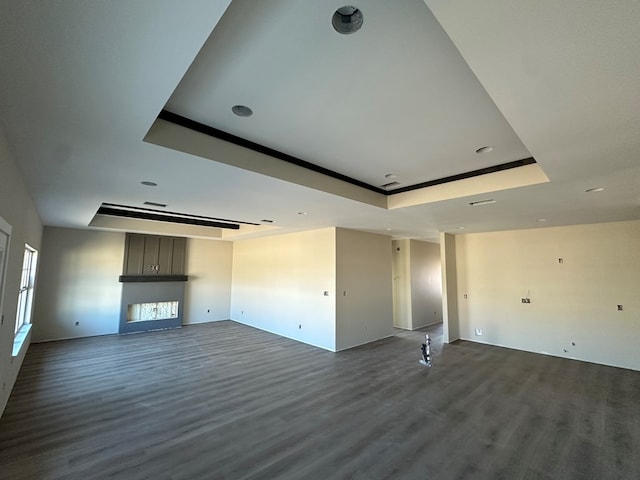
[457,226,465,230]
[537,218,547,222]
[298,212,308,216]
[384,173,397,180]
[469,199,496,206]
[260,219,274,223]
[475,146,494,154]
[232,105,253,117]
[140,181,157,186]
[585,187,605,193]
[332,6,363,34]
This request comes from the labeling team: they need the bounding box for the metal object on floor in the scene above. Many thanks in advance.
[419,334,432,367]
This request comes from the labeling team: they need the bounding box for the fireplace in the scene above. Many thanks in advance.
[119,281,185,334]
[118,233,188,334]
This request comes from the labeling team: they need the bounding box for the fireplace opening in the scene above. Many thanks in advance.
[127,301,179,323]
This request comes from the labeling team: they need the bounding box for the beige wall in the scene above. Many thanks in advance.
[32,228,125,341]
[230,228,337,350]
[183,238,233,324]
[32,229,234,341]
[410,240,442,329]
[392,239,442,330]
[335,228,393,351]
[454,220,640,370]
[0,128,43,416]
[440,232,460,343]
[392,239,411,329]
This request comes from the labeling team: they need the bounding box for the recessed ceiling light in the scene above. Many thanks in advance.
[537,218,547,222]
[469,199,496,206]
[457,226,465,230]
[385,228,392,231]
[232,105,253,117]
[140,181,157,187]
[585,187,605,193]
[384,173,397,180]
[475,146,494,154]
[143,201,167,208]
[260,219,274,223]
[332,6,363,34]
[298,212,308,215]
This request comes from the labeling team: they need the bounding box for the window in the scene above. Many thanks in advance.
[15,244,37,334]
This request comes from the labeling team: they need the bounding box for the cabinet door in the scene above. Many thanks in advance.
[142,236,160,275]
[124,234,145,275]
[171,237,186,275]
[157,237,174,275]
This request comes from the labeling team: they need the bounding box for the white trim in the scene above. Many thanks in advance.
[0,215,12,331]
[12,323,32,357]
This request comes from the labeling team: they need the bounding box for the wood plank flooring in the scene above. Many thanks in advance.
[0,321,638,479]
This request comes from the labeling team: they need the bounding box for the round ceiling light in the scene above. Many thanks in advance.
[232,105,253,117]
[140,181,157,186]
[475,146,494,154]
[585,187,605,193]
[384,173,397,180]
[332,6,363,34]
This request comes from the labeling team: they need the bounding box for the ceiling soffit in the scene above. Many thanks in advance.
[154,0,547,206]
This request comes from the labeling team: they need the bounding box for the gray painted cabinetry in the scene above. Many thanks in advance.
[123,234,186,276]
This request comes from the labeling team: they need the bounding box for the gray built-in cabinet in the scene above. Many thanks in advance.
[122,233,186,278]
[119,233,187,334]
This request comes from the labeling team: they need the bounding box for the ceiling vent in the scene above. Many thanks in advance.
[469,199,496,206]
[232,105,253,117]
[332,6,363,34]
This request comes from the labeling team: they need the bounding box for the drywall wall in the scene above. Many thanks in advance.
[230,228,336,351]
[440,233,460,343]
[455,220,640,370]
[32,229,235,341]
[335,228,393,351]
[392,239,442,330]
[410,240,442,329]
[0,127,43,416]
[32,227,125,341]
[392,239,411,329]
[183,238,232,324]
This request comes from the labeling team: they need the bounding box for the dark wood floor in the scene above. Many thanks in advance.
[0,321,638,480]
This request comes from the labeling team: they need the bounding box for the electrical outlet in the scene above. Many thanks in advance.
[617,305,623,311]
[475,328,483,336]
[324,291,329,296]
[75,321,80,326]
[298,324,302,329]
[207,309,210,313]
[521,298,531,304]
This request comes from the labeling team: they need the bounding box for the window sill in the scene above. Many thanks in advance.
[12,324,32,357]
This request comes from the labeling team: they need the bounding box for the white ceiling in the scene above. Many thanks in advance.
[0,0,638,242]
